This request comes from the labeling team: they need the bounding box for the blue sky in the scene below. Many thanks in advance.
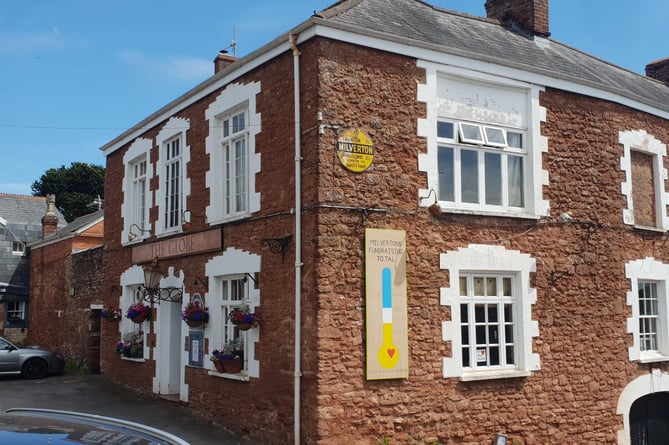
[1,0,667,195]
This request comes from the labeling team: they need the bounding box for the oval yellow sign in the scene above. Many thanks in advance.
[336,129,374,173]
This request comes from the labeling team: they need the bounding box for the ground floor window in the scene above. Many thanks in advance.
[4,301,27,327]
[441,244,539,380]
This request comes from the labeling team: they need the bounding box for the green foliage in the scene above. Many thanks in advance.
[31,162,105,222]
[64,358,89,374]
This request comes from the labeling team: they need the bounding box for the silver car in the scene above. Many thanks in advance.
[0,337,65,379]
[1,408,191,444]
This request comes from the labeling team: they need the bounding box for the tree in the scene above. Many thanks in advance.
[31,162,105,222]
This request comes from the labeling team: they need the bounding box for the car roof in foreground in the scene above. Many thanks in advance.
[1,408,191,445]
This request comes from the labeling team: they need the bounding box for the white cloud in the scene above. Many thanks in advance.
[0,31,66,55]
[117,50,212,83]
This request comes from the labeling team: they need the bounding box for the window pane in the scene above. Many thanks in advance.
[460,303,468,323]
[438,146,454,201]
[487,306,498,323]
[489,346,500,365]
[486,277,497,296]
[461,325,469,344]
[507,132,523,148]
[459,277,467,297]
[473,277,484,296]
[462,347,470,368]
[503,278,512,296]
[437,121,454,139]
[485,152,502,205]
[508,155,524,207]
[484,127,506,145]
[460,123,483,143]
[461,150,479,203]
[505,346,515,365]
[475,325,486,344]
[474,304,485,322]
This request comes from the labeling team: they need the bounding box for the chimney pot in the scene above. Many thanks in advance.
[485,0,550,37]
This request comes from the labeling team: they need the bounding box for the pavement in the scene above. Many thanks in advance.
[0,373,259,445]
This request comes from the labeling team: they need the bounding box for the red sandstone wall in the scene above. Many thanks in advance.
[29,243,103,370]
[99,35,669,444]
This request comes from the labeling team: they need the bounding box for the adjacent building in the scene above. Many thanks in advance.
[28,209,104,372]
[0,194,65,344]
[96,0,669,443]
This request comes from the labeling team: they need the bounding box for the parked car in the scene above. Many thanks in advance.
[0,337,65,379]
[0,408,191,444]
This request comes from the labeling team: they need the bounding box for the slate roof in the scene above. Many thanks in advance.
[100,0,668,155]
[0,194,66,230]
[314,0,669,113]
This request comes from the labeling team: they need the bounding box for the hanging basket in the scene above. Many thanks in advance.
[186,319,205,328]
[131,315,147,324]
[236,323,253,331]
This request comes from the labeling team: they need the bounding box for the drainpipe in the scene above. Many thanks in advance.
[289,33,302,445]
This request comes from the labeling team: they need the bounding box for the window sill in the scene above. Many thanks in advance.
[632,224,666,233]
[208,369,249,381]
[434,207,540,221]
[120,356,146,363]
[460,369,531,382]
[639,354,669,364]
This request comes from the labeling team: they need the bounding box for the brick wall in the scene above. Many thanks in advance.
[647,57,669,84]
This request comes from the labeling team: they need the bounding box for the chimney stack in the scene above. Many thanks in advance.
[646,57,669,85]
[41,194,59,238]
[485,0,550,37]
[214,51,237,74]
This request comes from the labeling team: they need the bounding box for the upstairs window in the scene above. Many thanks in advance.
[221,111,248,216]
[620,129,669,231]
[122,138,152,244]
[438,120,525,210]
[132,158,148,230]
[155,117,190,237]
[163,136,182,230]
[417,69,549,218]
[205,82,261,225]
[12,241,25,256]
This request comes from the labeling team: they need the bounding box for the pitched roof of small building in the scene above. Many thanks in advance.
[30,209,104,249]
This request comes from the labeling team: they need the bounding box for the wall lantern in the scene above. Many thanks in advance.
[142,258,183,304]
[128,223,151,242]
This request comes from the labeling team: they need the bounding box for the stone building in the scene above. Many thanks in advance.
[29,209,104,372]
[97,0,669,443]
[0,194,65,343]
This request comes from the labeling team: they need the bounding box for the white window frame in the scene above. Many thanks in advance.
[441,244,540,381]
[619,129,669,231]
[417,64,549,219]
[12,240,25,256]
[205,247,261,380]
[5,301,27,326]
[122,138,153,244]
[459,273,517,372]
[205,82,261,225]
[156,117,191,237]
[626,257,669,363]
[437,119,527,210]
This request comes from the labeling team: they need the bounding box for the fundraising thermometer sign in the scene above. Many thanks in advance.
[365,228,409,380]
